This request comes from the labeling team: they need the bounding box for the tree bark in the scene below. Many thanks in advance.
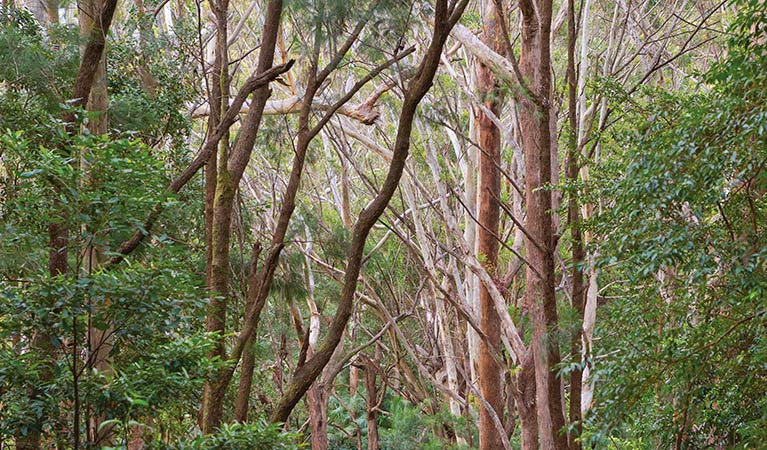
[306,383,329,450]
[476,1,505,449]
[515,353,539,450]
[518,0,568,448]
[233,244,261,422]
[45,0,58,24]
[366,350,380,450]
[199,0,232,431]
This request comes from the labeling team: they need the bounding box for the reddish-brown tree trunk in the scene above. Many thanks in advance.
[476,1,505,449]
[518,0,568,448]
[307,384,329,450]
[515,353,539,450]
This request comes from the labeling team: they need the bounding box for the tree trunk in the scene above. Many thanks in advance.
[518,0,568,448]
[233,244,261,422]
[45,0,58,24]
[366,353,380,450]
[307,383,329,450]
[515,353,539,450]
[200,0,232,430]
[565,0,585,448]
[476,1,505,449]
[200,161,234,433]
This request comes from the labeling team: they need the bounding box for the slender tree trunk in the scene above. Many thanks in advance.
[565,0,585,448]
[366,350,380,450]
[476,1,505,448]
[233,244,261,422]
[518,0,568,448]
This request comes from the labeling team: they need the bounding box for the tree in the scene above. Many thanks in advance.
[475,1,505,448]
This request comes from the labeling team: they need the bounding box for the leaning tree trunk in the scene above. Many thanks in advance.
[475,1,505,448]
[268,0,470,424]
[518,0,568,448]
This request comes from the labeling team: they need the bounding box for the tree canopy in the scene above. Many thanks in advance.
[1,0,765,449]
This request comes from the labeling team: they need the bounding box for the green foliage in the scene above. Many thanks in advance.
[587,2,767,447]
[324,391,470,450]
[0,129,174,261]
[0,7,79,113]
[107,10,196,148]
[379,397,471,450]
[172,420,306,450]
[0,35,208,441]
